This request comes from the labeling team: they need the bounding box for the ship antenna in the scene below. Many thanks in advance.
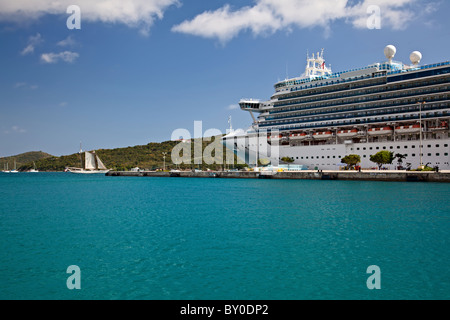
[228,116,233,132]
[285,62,289,80]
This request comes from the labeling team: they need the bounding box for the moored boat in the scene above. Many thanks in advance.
[395,124,421,134]
[313,131,333,139]
[66,150,110,174]
[368,127,394,136]
[289,132,308,140]
[337,129,359,138]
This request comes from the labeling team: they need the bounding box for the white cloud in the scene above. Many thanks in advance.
[6,126,27,134]
[172,0,419,43]
[227,104,240,110]
[12,126,26,133]
[20,32,42,55]
[59,102,68,107]
[0,0,180,35]
[40,51,79,64]
[57,35,77,47]
[14,82,27,88]
[14,82,38,89]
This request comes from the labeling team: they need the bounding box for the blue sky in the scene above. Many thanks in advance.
[0,0,449,156]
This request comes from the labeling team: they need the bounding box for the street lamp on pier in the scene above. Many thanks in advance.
[162,152,167,171]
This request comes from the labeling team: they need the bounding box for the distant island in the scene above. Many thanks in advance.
[0,151,52,170]
[1,138,247,172]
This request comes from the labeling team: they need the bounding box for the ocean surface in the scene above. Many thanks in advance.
[0,172,449,300]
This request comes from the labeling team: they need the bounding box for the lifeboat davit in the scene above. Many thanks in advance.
[368,127,393,136]
[395,124,421,134]
[337,129,359,138]
[289,133,308,140]
[313,131,333,139]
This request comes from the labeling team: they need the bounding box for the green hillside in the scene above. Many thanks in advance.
[15,137,246,172]
[0,151,52,170]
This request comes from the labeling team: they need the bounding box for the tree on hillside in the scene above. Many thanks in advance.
[341,154,361,170]
[370,151,395,170]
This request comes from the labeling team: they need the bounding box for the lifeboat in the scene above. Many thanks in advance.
[289,133,308,141]
[313,131,333,139]
[430,121,449,132]
[268,134,282,140]
[368,127,394,136]
[337,129,359,138]
[395,124,421,134]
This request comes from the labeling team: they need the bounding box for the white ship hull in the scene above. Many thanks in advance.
[230,134,450,170]
[226,46,450,171]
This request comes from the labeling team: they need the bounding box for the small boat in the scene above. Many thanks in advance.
[268,134,282,140]
[368,126,394,136]
[289,133,308,140]
[313,131,333,139]
[66,150,109,174]
[28,162,39,173]
[2,162,10,173]
[10,161,19,173]
[395,124,421,134]
[337,129,359,138]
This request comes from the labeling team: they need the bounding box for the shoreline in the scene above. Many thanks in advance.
[106,170,450,183]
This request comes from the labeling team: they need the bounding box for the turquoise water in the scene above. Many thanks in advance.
[0,173,449,300]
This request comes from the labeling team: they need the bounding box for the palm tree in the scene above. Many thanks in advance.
[395,153,407,170]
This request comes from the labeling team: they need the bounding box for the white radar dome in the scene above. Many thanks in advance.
[410,51,422,65]
[384,45,397,61]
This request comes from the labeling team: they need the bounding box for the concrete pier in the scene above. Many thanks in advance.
[106,170,450,183]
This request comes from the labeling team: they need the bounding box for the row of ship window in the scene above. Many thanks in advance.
[275,79,449,109]
[271,87,449,116]
[262,105,449,128]
[263,110,449,131]
[285,152,449,161]
[276,69,449,102]
[284,144,449,160]
[351,144,448,151]
[268,98,449,123]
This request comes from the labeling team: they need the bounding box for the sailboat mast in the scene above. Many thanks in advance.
[79,142,84,169]
[93,151,98,170]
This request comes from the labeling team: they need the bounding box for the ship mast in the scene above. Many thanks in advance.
[304,49,332,78]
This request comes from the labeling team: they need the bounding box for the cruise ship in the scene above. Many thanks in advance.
[223,45,450,170]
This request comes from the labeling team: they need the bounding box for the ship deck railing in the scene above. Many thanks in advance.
[268,97,449,122]
[277,71,449,104]
[276,61,450,95]
[259,109,449,132]
[273,83,449,111]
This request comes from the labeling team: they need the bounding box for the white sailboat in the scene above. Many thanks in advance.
[2,162,10,173]
[66,151,110,174]
[28,162,39,173]
[10,161,19,173]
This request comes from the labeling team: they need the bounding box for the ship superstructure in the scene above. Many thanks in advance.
[224,46,450,170]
